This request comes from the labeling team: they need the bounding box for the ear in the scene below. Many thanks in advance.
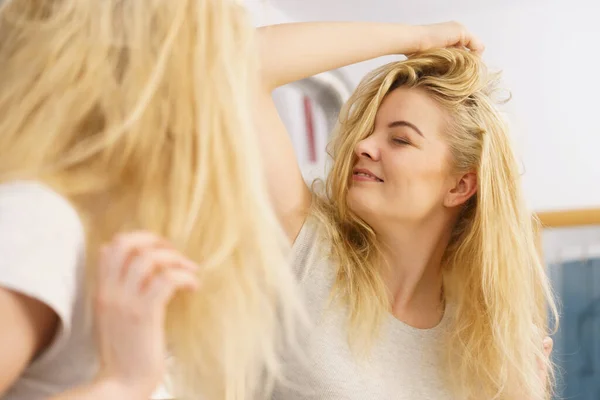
[444,171,477,208]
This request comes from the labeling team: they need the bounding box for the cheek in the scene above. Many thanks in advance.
[385,159,449,204]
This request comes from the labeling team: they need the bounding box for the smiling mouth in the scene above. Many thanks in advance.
[352,171,383,182]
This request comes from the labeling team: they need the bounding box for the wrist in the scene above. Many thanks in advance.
[395,24,428,55]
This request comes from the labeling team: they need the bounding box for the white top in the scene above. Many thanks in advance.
[272,218,454,400]
[0,181,174,399]
[0,181,96,399]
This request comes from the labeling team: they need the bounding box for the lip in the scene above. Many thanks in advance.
[352,168,383,182]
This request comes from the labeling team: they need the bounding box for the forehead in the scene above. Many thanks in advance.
[375,87,448,137]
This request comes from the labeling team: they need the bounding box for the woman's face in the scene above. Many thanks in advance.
[347,87,470,228]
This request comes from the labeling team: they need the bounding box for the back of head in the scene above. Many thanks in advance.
[0,0,306,398]
[316,48,557,399]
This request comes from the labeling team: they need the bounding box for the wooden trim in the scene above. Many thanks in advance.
[536,208,600,228]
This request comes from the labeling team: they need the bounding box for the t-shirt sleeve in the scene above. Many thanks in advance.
[290,217,325,281]
[0,181,86,359]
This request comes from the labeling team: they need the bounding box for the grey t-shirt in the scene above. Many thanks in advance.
[272,218,454,400]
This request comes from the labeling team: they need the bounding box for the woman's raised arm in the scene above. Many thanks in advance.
[254,21,483,242]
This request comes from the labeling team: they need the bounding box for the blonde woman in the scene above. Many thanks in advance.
[0,1,305,399]
[257,22,556,399]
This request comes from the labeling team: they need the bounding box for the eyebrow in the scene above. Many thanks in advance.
[387,120,424,137]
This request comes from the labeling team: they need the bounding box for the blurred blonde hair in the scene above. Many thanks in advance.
[0,1,306,399]
[312,48,558,399]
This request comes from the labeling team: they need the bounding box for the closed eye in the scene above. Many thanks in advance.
[392,138,410,145]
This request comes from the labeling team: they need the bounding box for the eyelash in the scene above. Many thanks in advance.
[392,138,410,145]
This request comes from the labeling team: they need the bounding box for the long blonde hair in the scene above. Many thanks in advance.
[0,1,306,399]
[312,48,558,399]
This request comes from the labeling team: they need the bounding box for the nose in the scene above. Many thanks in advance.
[354,135,381,161]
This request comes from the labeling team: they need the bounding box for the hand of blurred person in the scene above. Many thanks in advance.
[93,232,199,399]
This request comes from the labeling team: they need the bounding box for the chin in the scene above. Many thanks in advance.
[347,186,379,222]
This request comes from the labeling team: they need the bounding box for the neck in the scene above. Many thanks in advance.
[373,212,456,327]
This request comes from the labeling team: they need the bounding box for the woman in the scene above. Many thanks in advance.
[257,22,557,399]
[0,1,306,399]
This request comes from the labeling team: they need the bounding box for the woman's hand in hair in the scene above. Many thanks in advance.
[416,21,485,55]
[93,232,199,399]
[258,21,484,90]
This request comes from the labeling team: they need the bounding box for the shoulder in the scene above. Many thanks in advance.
[0,180,84,234]
[0,178,86,277]
[0,180,86,333]
[0,179,86,276]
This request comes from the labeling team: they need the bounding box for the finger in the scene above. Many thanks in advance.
[543,337,553,358]
[470,38,485,55]
[145,269,199,306]
[112,231,174,249]
[106,231,172,283]
[463,34,485,55]
[537,337,553,373]
[124,249,199,292]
